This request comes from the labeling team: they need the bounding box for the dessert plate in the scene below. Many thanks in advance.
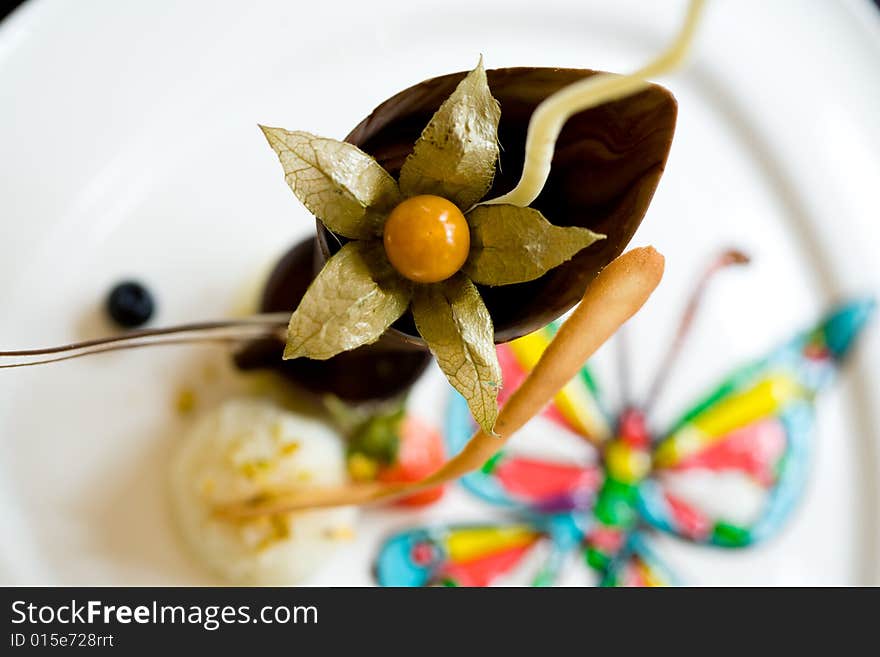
[0,0,878,585]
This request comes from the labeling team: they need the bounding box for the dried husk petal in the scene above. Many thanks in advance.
[464,204,603,286]
[284,241,412,360]
[411,274,500,434]
[261,127,400,240]
[398,61,500,209]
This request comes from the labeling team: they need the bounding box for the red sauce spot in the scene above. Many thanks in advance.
[495,457,601,502]
[411,541,435,566]
[439,544,536,587]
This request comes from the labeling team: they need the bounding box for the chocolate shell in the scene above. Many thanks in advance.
[234,238,431,402]
[319,67,677,344]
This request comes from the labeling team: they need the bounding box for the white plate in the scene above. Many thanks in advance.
[1,0,878,585]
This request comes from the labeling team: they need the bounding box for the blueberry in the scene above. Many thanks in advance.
[106,281,155,328]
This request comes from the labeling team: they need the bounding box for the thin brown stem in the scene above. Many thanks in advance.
[641,249,750,414]
[0,314,289,368]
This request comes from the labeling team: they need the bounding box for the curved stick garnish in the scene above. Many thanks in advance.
[217,246,665,519]
[641,248,749,414]
[483,0,705,208]
[0,314,289,368]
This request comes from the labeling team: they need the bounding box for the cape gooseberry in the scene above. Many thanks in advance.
[382,195,470,284]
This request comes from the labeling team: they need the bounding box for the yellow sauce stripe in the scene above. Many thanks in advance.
[510,331,611,441]
[655,374,802,467]
[637,559,664,587]
[444,526,540,563]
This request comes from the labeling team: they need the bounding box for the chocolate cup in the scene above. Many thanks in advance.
[238,67,676,401]
[234,237,431,402]
[318,67,677,344]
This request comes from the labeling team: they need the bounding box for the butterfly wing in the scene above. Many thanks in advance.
[444,325,609,512]
[374,515,584,587]
[640,299,874,546]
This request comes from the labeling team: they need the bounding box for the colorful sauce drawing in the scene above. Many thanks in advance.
[374,252,874,586]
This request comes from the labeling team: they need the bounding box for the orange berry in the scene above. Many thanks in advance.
[383,195,470,283]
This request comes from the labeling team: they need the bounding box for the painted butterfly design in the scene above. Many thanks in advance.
[374,251,875,586]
